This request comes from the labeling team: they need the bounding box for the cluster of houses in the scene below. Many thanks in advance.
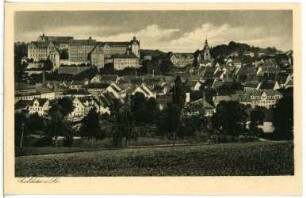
[15,36,293,133]
[15,73,173,121]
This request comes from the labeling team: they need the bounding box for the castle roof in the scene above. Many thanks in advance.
[37,35,73,43]
[112,53,138,59]
[98,41,130,47]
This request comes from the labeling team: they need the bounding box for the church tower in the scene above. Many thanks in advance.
[202,38,212,61]
[197,36,213,67]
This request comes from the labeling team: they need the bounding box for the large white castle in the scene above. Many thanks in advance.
[27,34,140,70]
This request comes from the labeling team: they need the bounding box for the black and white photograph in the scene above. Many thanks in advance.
[12,8,296,178]
[3,1,304,195]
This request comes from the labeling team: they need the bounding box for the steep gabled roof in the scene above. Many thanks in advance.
[86,83,110,89]
[263,90,283,97]
[36,86,53,94]
[258,80,277,90]
[30,98,48,107]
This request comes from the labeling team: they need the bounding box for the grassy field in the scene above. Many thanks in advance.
[16,137,175,156]
[15,141,294,176]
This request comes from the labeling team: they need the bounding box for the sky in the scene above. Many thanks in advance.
[15,10,293,52]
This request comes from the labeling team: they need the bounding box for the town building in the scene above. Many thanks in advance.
[27,34,140,70]
[68,37,97,64]
[27,34,73,68]
[27,41,61,69]
[132,83,156,98]
[182,98,214,117]
[28,98,50,116]
[113,52,140,70]
[36,86,55,100]
[68,96,112,121]
[90,74,119,84]
[239,90,283,109]
[196,38,214,67]
[169,52,194,68]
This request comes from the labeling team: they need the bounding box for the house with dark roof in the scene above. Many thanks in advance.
[211,79,225,90]
[285,74,294,88]
[201,79,215,89]
[213,70,225,80]
[35,86,55,100]
[244,81,260,91]
[169,52,194,68]
[68,80,87,89]
[256,59,280,76]
[62,89,91,98]
[257,80,280,90]
[90,74,119,84]
[182,98,215,117]
[212,95,232,107]
[186,80,202,91]
[106,83,126,99]
[132,83,156,98]
[85,83,110,95]
[225,57,242,68]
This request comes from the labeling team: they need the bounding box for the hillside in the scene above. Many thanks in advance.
[16,141,293,176]
[210,41,285,59]
[140,49,167,59]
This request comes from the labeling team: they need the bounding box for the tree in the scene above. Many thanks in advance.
[272,96,293,140]
[47,103,65,146]
[43,59,53,70]
[57,97,74,117]
[172,76,186,110]
[212,101,247,137]
[158,103,181,144]
[130,93,160,125]
[112,105,137,147]
[14,42,28,82]
[47,100,74,147]
[60,50,69,59]
[130,92,147,123]
[160,57,174,75]
[145,97,159,123]
[15,112,28,147]
[249,107,265,136]
[203,88,216,105]
[80,108,104,147]
[102,63,115,74]
[26,113,45,133]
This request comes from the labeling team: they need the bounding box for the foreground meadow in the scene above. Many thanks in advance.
[15,141,293,176]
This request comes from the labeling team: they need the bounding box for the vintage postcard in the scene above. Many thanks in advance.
[4,2,302,195]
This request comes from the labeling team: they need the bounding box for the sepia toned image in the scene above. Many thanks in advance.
[4,2,302,195]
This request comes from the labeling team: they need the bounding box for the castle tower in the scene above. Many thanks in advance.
[131,36,140,58]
